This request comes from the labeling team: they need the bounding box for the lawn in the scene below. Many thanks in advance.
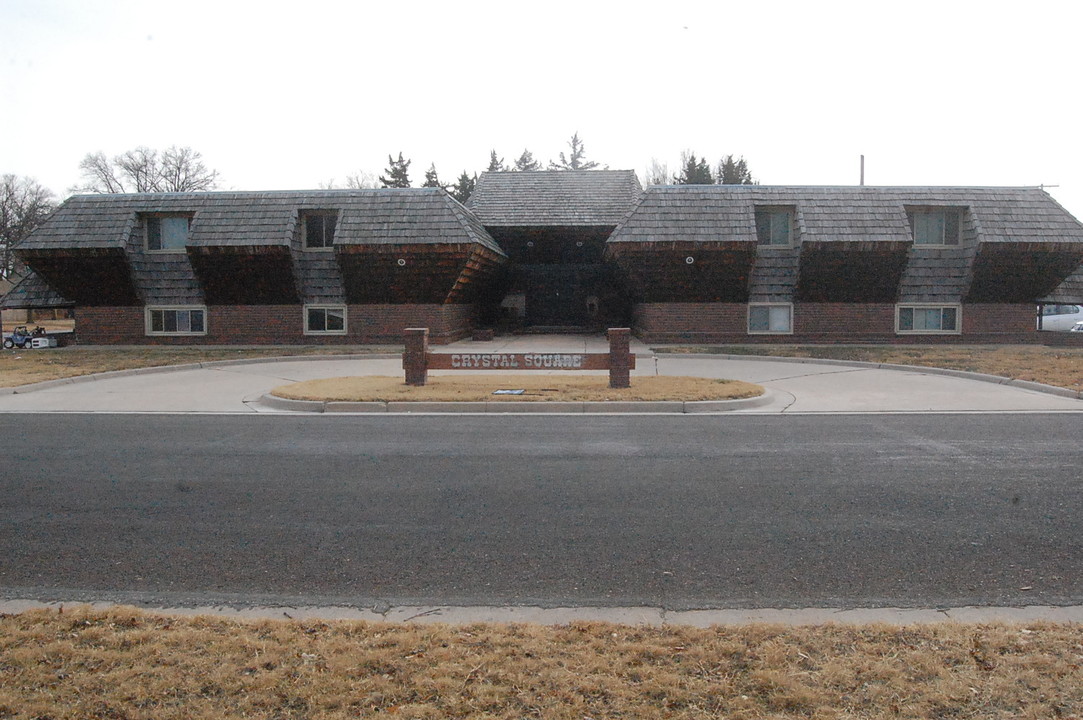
[661,344,1083,392]
[1,607,1080,719]
[0,346,392,388]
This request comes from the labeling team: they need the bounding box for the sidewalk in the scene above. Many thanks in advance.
[0,336,1081,413]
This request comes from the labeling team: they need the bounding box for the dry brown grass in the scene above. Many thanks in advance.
[271,375,764,403]
[0,347,391,388]
[666,344,1083,392]
[1,607,1081,719]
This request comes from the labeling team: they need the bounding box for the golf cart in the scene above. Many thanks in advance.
[2,325,46,349]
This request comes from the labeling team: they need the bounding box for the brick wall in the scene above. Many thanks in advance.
[76,304,477,345]
[633,302,1055,344]
[70,302,1082,346]
[77,307,146,344]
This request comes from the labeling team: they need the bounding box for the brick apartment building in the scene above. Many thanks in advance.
[4,171,1083,345]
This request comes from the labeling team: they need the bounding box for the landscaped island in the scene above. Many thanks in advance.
[270,375,764,403]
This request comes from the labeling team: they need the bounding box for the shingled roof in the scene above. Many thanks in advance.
[1043,265,1083,303]
[467,170,642,226]
[608,186,1083,245]
[16,190,504,255]
[0,271,73,309]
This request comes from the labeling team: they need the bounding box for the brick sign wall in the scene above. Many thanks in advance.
[403,328,634,388]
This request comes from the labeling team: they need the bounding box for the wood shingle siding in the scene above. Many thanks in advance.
[608,185,1083,306]
[7,180,1083,345]
[11,188,507,320]
[0,271,73,310]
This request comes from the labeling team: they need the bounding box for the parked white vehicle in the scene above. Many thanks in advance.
[1038,304,1083,331]
[1071,321,1083,333]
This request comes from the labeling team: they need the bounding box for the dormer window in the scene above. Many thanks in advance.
[755,207,795,247]
[145,214,191,252]
[303,211,337,250]
[907,208,961,247]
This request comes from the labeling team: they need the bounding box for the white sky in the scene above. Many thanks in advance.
[3,0,1082,218]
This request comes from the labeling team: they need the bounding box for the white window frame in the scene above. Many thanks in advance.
[145,306,207,336]
[755,208,795,247]
[144,214,192,253]
[304,305,347,335]
[908,209,962,248]
[895,304,961,334]
[302,211,338,251]
[748,303,794,335]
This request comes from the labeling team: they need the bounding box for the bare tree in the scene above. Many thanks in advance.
[344,171,379,189]
[75,152,125,194]
[643,158,670,186]
[1,175,55,278]
[73,145,220,193]
[319,171,379,190]
[158,146,219,192]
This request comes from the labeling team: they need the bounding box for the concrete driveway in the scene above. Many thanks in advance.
[1,335,1081,414]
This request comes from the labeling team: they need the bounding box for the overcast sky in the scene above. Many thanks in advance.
[3,0,1082,218]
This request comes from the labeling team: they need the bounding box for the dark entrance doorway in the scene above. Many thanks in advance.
[524,264,597,327]
[486,226,631,331]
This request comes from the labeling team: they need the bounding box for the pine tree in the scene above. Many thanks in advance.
[716,154,756,185]
[513,149,541,171]
[379,152,412,188]
[673,151,713,184]
[486,150,506,172]
[549,132,600,170]
[422,163,442,188]
[449,171,476,204]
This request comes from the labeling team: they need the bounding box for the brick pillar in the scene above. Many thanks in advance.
[403,328,429,386]
[608,327,631,389]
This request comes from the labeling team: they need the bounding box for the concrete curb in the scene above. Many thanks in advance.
[657,352,1083,400]
[3,599,1083,626]
[256,390,778,414]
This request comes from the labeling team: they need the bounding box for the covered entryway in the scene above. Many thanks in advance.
[464,170,645,332]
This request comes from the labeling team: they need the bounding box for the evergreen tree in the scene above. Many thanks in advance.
[379,152,412,188]
[486,150,506,172]
[549,132,600,170]
[673,151,713,184]
[449,171,476,204]
[716,154,756,185]
[421,163,442,188]
[513,149,542,171]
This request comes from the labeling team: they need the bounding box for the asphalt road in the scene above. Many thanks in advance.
[2,413,1081,610]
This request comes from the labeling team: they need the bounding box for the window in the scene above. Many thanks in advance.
[755,208,794,247]
[304,305,347,335]
[896,305,960,334]
[748,303,793,334]
[1041,304,1081,316]
[146,306,206,336]
[145,215,191,252]
[303,211,337,250]
[907,209,961,246]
